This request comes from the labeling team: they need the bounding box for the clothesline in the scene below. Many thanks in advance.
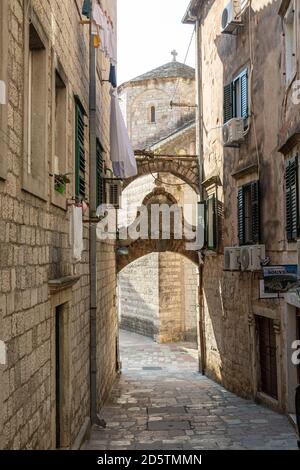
[81,0,137,180]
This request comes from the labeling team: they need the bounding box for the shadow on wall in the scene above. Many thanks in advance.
[199,0,282,401]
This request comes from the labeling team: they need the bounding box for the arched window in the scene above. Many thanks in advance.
[150,106,156,123]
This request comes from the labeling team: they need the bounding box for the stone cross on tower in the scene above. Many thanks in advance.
[171,50,178,62]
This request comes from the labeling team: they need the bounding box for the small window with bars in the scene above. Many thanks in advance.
[238,181,260,246]
[224,68,248,124]
[285,155,299,242]
[75,100,86,199]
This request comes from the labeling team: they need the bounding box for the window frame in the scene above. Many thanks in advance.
[150,105,156,124]
[0,0,8,181]
[74,97,87,201]
[224,67,249,125]
[22,8,49,200]
[285,154,299,242]
[51,53,69,210]
[238,180,260,246]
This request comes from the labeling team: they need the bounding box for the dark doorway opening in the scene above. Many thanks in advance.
[257,316,278,400]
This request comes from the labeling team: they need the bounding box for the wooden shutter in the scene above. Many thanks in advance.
[206,195,217,250]
[107,180,121,209]
[286,155,299,241]
[96,139,104,207]
[75,103,86,199]
[251,181,260,244]
[238,186,245,245]
[257,316,278,400]
[240,69,249,119]
[224,82,233,123]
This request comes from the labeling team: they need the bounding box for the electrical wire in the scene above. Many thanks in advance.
[170,26,196,105]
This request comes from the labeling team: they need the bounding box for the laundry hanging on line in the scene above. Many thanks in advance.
[82,0,117,65]
[110,88,137,179]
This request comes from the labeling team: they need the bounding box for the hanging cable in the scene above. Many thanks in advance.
[170,26,196,105]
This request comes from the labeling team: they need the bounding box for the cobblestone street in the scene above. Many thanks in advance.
[84,331,298,450]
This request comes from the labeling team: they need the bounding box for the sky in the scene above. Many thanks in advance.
[117,0,195,85]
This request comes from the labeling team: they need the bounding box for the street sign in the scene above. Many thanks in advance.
[263,265,300,294]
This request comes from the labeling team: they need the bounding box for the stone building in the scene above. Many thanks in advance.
[0,0,118,449]
[117,58,200,343]
[183,0,300,418]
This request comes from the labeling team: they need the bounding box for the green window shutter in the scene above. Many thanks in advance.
[238,186,245,245]
[251,180,260,244]
[75,103,86,199]
[206,195,217,250]
[224,82,233,123]
[286,155,299,241]
[240,69,249,119]
[96,139,104,207]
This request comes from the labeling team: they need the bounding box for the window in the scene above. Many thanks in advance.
[224,68,248,124]
[23,16,48,199]
[238,181,260,245]
[206,195,217,250]
[96,139,105,207]
[75,100,86,200]
[283,0,296,85]
[53,68,67,199]
[0,0,8,180]
[285,155,299,241]
[150,106,156,123]
[257,316,278,400]
[200,195,218,251]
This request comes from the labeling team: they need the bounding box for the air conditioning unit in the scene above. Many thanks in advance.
[223,118,245,146]
[240,245,266,272]
[221,0,242,34]
[224,247,241,271]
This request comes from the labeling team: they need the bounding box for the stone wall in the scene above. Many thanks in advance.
[119,76,196,149]
[195,0,292,410]
[0,0,118,449]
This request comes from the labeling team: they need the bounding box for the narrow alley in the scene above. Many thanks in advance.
[84,331,298,451]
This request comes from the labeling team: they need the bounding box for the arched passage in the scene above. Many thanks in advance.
[118,251,199,344]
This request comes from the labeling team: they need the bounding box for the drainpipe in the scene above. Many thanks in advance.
[195,17,206,376]
[89,12,101,426]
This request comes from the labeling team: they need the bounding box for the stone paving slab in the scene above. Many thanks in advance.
[83,330,298,450]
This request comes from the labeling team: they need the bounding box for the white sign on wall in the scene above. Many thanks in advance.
[0,340,7,365]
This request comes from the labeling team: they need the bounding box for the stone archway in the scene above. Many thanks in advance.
[117,238,199,273]
[123,153,200,194]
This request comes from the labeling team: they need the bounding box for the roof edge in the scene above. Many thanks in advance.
[182,0,201,24]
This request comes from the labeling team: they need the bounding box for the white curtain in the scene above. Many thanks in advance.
[110,88,137,179]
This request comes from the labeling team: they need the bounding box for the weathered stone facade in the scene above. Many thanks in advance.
[118,63,199,344]
[183,0,300,415]
[0,0,118,449]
